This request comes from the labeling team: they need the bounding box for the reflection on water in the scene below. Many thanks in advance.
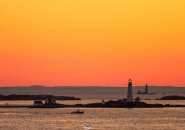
[0,108,185,130]
[83,123,92,130]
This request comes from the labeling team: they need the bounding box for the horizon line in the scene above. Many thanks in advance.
[0,85,185,88]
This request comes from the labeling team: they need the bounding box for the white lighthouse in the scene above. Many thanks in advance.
[145,83,148,94]
[127,79,133,102]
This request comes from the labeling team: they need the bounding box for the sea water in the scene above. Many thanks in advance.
[0,107,185,130]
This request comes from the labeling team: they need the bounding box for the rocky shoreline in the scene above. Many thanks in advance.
[1,99,185,108]
[28,100,185,108]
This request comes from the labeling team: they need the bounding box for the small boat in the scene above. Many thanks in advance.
[70,110,84,114]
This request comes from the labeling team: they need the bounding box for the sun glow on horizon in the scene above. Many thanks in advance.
[0,0,185,86]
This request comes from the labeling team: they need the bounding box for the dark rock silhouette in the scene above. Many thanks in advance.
[159,95,185,100]
[0,94,81,100]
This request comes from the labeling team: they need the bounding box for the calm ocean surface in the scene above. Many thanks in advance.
[0,107,185,130]
[0,87,185,129]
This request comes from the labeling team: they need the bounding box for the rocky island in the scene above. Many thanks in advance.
[2,80,185,109]
[28,99,185,108]
[158,95,185,100]
[0,94,81,100]
[28,80,185,108]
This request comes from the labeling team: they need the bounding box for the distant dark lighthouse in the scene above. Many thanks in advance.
[127,79,133,102]
[145,83,148,94]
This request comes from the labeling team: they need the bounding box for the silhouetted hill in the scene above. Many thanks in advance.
[29,85,47,89]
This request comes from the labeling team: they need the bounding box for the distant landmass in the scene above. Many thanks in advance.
[0,85,185,100]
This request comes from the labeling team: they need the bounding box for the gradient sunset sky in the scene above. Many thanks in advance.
[0,0,185,86]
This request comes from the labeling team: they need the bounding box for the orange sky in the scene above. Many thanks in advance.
[0,0,185,86]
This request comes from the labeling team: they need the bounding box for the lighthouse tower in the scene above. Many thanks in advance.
[145,83,148,94]
[127,79,133,102]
